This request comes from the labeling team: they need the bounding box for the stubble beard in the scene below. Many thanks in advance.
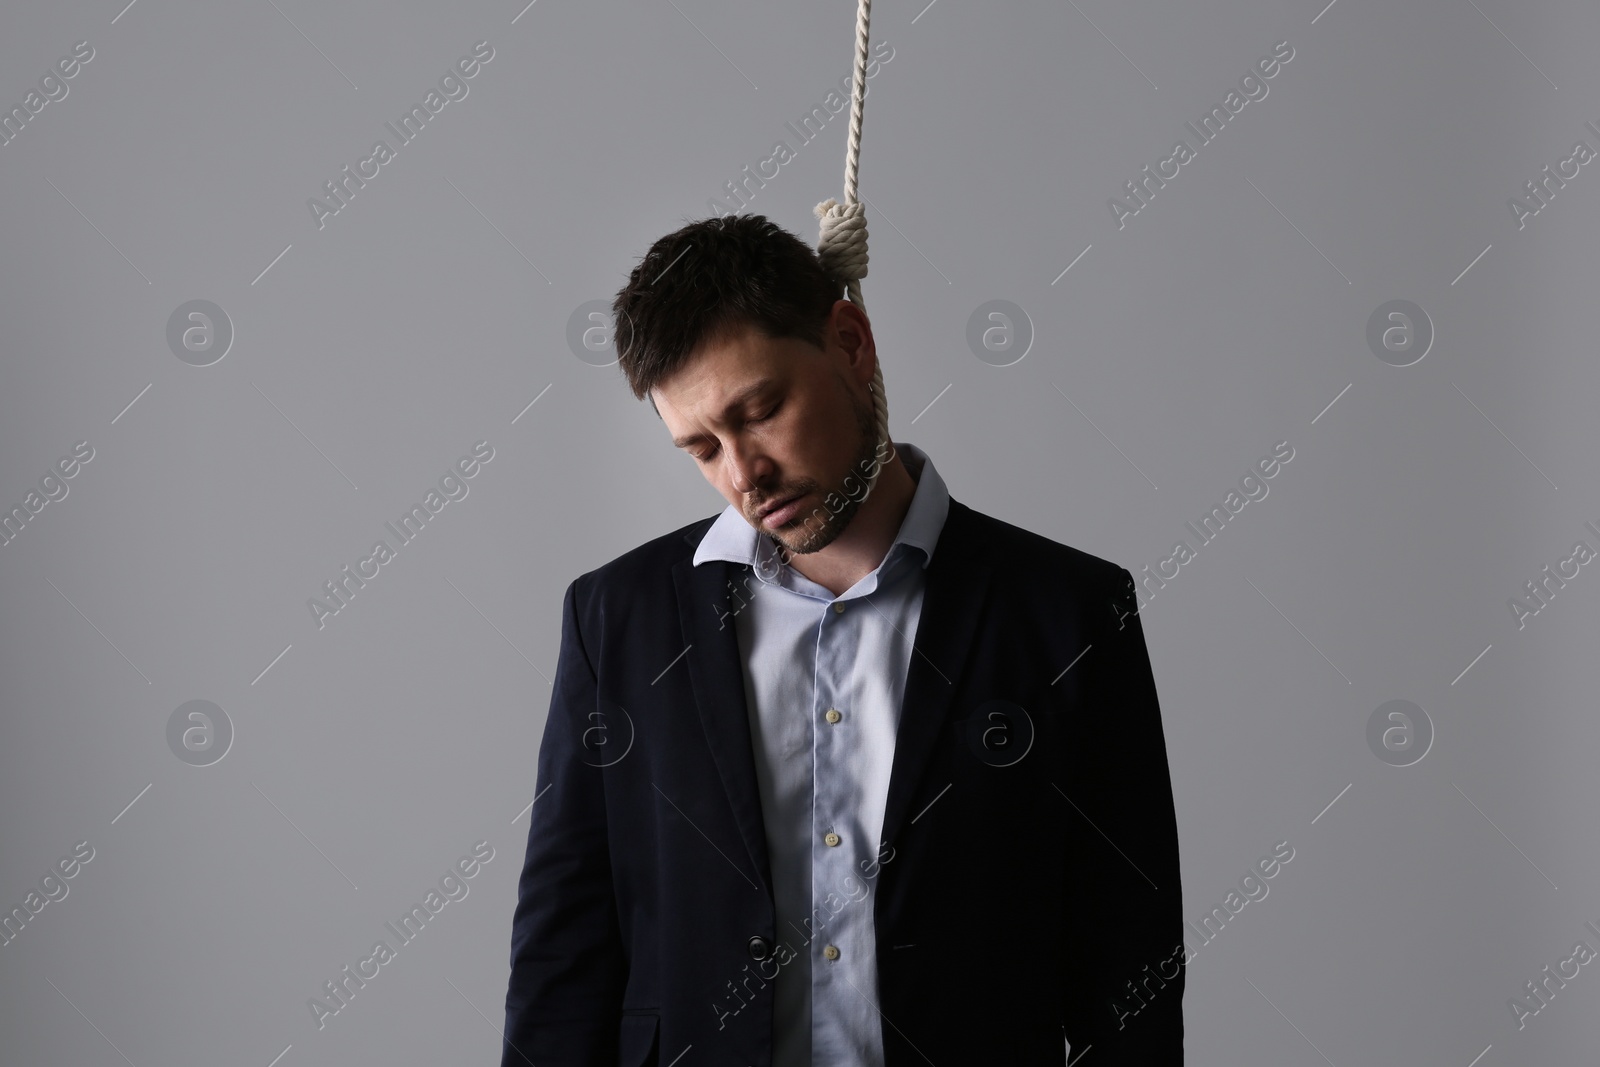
[763,385,882,562]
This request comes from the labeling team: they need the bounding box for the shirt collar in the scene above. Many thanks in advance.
[692,440,950,578]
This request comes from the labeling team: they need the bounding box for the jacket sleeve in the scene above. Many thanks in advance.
[1060,566,1186,1063]
[502,576,627,1066]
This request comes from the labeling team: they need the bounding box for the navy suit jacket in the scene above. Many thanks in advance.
[502,495,1185,1066]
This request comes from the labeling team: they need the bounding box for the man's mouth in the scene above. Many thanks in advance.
[757,492,806,526]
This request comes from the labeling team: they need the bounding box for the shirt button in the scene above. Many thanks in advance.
[823,944,841,961]
[824,709,842,724]
[824,831,841,847]
[832,602,846,614]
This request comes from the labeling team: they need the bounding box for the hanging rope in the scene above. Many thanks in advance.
[814,0,890,475]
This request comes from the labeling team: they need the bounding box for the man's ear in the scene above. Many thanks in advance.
[831,300,876,384]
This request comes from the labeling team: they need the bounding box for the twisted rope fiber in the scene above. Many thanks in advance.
[813,0,890,488]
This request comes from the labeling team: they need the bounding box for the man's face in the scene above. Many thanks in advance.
[652,304,881,558]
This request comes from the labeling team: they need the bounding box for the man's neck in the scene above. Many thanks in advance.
[780,451,919,598]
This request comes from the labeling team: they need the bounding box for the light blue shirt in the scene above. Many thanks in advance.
[692,440,950,1067]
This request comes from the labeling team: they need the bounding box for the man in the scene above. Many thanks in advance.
[501,214,1184,1066]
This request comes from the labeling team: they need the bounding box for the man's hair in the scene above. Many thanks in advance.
[612,214,843,411]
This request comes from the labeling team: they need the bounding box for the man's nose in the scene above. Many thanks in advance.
[722,439,768,495]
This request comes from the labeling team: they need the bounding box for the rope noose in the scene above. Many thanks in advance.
[814,0,891,487]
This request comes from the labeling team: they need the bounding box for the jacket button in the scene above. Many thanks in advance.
[748,935,771,960]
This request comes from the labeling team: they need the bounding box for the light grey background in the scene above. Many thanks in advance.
[2,0,1595,1063]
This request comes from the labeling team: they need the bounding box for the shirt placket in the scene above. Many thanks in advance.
[812,591,855,1056]
[815,554,907,1061]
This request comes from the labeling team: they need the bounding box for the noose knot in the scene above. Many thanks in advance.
[813,198,869,285]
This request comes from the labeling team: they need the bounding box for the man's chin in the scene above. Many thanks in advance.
[767,511,849,559]
[763,526,810,558]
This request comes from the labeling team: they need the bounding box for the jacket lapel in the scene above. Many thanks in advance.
[877,496,991,852]
[672,541,774,898]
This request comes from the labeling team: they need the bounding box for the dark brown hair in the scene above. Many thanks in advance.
[612,214,843,412]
